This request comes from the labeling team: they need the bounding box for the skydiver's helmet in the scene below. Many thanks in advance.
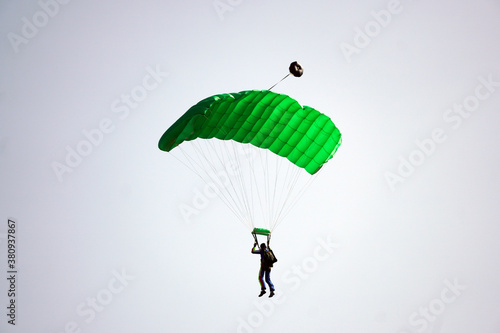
[260,243,267,250]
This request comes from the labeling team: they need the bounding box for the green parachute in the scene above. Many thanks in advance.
[159,89,341,234]
[159,90,341,175]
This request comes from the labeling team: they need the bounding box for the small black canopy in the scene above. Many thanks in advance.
[289,61,303,77]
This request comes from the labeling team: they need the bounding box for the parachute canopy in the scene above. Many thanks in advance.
[158,90,341,175]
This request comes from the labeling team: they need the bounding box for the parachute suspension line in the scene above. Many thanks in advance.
[191,139,249,227]
[229,139,256,229]
[270,155,297,231]
[214,140,253,230]
[177,142,244,221]
[226,140,256,229]
[170,145,203,178]
[260,146,271,229]
[267,73,290,91]
[273,168,323,231]
[262,146,272,229]
[206,139,254,229]
[171,136,220,181]
[197,140,248,224]
[240,144,262,227]
[226,141,262,231]
[175,115,216,178]
[174,137,323,234]
[269,151,285,231]
[174,141,247,224]
[265,146,275,228]
[248,142,274,230]
[273,165,305,227]
[263,151,273,229]
[210,124,257,230]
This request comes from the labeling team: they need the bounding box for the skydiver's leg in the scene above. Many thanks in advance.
[265,269,275,291]
[258,267,266,290]
[258,267,266,297]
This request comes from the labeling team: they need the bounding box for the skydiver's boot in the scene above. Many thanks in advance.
[269,290,275,298]
[258,289,266,297]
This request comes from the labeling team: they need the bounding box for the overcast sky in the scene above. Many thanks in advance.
[1,0,500,332]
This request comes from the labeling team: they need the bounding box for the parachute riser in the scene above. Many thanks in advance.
[252,232,259,246]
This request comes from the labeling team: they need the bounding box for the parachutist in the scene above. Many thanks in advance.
[252,242,277,297]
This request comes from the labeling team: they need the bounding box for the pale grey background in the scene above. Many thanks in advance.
[1,0,500,332]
